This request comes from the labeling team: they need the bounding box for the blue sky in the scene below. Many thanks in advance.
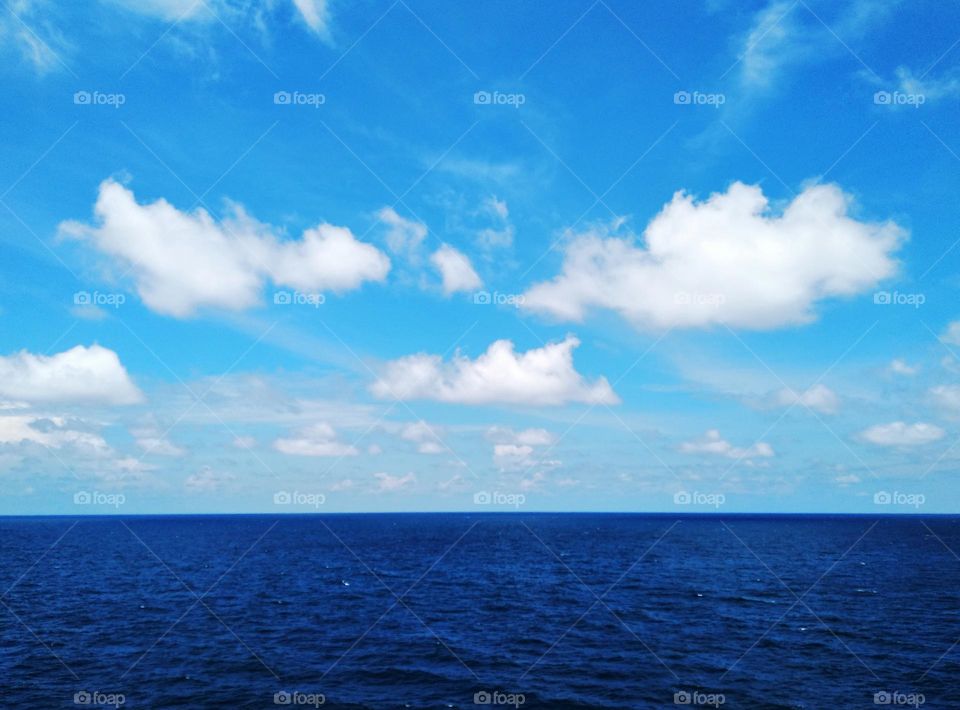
[2,0,960,514]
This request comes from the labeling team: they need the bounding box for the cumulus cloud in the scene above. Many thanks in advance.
[61,179,390,317]
[772,384,839,414]
[487,427,557,470]
[522,182,903,330]
[400,421,445,454]
[859,421,945,447]
[430,244,482,295]
[0,345,142,405]
[273,423,358,457]
[679,429,774,459]
[370,336,618,406]
[374,471,415,492]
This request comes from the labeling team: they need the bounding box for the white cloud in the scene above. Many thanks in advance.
[374,471,415,492]
[0,345,143,405]
[330,478,354,491]
[185,465,234,492]
[739,0,800,88]
[430,244,482,295]
[371,336,618,406]
[940,321,960,346]
[291,0,332,37]
[273,423,358,457]
[61,179,390,317]
[0,0,70,74]
[889,359,918,376]
[522,182,903,330]
[679,429,774,459]
[377,207,427,259]
[486,426,555,446]
[476,196,514,250]
[0,415,109,452]
[931,386,960,410]
[107,0,208,20]
[400,421,445,455]
[894,65,960,102]
[494,443,535,469]
[772,384,839,414]
[134,430,185,457]
[859,421,945,447]
[107,0,333,39]
[835,473,861,486]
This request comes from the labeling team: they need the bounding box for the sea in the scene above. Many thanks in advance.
[1,514,957,708]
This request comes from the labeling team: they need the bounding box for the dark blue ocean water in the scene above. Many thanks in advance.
[1,514,958,709]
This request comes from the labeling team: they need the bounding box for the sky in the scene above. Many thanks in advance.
[1,0,960,514]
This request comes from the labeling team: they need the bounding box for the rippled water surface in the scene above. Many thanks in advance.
[2,514,958,708]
